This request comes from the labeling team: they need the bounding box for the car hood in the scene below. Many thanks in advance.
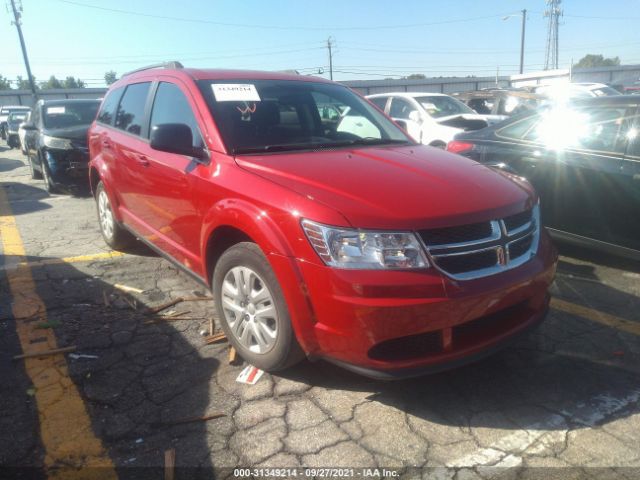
[44,125,89,143]
[235,145,536,230]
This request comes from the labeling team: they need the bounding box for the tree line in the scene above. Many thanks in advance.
[0,74,87,90]
[0,70,119,90]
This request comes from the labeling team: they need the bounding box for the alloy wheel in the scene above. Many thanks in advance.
[221,266,278,354]
[98,190,115,240]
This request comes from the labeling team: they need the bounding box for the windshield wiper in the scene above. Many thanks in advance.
[346,138,411,146]
[234,138,410,155]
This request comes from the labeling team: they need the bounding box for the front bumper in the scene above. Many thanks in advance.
[292,230,557,377]
[45,147,90,189]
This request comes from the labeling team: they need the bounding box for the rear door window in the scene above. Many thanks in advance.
[527,105,634,153]
[97,87,124,126]
[115,82,151,136]
[496,115,539,141]
[150,82,203,147]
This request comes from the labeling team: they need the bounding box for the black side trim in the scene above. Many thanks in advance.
[548,228,640,261]
[121,223,209,287]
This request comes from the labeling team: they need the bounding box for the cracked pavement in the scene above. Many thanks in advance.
[1,146,640,479]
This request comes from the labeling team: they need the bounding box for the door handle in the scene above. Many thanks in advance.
[136,154,150,167]
[633,174,640,182]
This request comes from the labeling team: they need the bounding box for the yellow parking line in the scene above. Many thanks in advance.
[551,297,640,336]
[0,251,126,271]
[0,186,117,478]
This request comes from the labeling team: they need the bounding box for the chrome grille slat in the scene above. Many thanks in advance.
[419,206,540,281]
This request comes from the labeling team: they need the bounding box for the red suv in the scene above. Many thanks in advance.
[88,63,557,379]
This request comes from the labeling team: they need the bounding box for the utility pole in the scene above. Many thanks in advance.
[502,11,527,75]
[519,9,526,74]
[8,0,37,99]
[327,37,334,81]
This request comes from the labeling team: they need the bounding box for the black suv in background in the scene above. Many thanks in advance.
[448,96,640,260]
[22,99,101,193]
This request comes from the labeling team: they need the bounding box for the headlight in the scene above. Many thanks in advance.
[43,135,72,150]
[301,219,429,269]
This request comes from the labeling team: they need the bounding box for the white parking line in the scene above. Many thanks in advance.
[447,389,640,469]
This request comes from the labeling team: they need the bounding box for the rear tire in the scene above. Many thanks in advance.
[213,242,304,371]
[95,181,135,250]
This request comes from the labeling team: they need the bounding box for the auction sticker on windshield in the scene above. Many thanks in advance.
[46,106,66,114]
[212,84,261,102]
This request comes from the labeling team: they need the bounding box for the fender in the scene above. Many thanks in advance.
[200,198,296,260]
[200,198,320,354]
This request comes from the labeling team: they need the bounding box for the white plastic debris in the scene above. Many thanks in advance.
[236,365,264,385]
[68,353,99,360]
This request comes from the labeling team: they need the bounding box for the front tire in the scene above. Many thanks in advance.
[95,181,135,250]
[41,158,58,193]
[213,242,304,371]
[28,156,42,179]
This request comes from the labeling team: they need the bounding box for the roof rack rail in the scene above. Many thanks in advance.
[122,61,184,77]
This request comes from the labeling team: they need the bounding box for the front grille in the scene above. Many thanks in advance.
[421,222,493,246]
[508,235,534,259]
[436,249,498,274]
[366,300,532,362]
[503,210,533,233]
[368,330,442,361]
[452,301,529,347]
[420,206,540,280]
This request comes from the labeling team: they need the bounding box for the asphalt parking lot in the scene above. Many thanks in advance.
[1,144,640,479]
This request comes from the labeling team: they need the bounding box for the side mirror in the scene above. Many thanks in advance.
[394,119,408,130]
[408,110,422,124]
[20,122,36,130]
[150,123,206,160]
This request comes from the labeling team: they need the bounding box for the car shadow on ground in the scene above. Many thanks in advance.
[0,254,226,479]
[0,158,25,173]
[278,274,640,436]
[0,182,51,216]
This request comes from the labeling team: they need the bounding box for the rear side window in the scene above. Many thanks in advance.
[115,82,151,136]
[150,82,202,146]
[97,87,124,126]
[389,97,417,119]
[369,97,388,111]
[496,115,539,141]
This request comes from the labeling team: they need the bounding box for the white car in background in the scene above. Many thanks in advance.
[533,82,621,100]
[366,92,493,147]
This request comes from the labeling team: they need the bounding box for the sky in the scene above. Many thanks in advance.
[1,0,639,87]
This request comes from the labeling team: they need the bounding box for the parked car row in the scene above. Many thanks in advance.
[0,68,636,378]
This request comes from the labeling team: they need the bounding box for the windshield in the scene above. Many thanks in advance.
[43,101,100,129]
[198,79,411,154]
[591,86,621,97]
[8,113,28,124]
[415,95,476,118]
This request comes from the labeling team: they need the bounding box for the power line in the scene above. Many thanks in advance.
[56,0,513,31]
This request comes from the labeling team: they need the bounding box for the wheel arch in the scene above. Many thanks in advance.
[201,201,318,354]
